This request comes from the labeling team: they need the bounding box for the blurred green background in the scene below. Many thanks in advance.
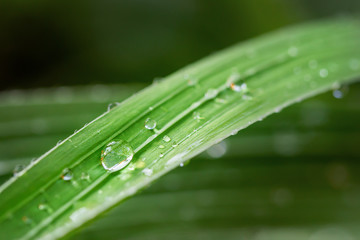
[0,0,359,90]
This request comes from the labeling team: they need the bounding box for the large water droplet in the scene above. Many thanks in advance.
[61,168,73,181]
[144,118,157,130]
[101,140,134,173]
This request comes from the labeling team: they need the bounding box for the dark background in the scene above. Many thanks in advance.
[0,0,359,91]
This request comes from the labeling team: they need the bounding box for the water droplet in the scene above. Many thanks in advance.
[319,69,328,78]
[142,168,153,176]
[184,74,198,86]
[226,72,241,86]
[148,106,154,111]
[101,140,134,173]
[193,111,203,121]
[179,163,184,167]
[61,168,73,181]
[163,135,171,142]
[159,145,165,149]
[135,160,146,168]
[172,142,178,148]
[206,141,227,158]
[332,85,348,99]
[81,172,91,182]
[349,59,360,70]
[287,46,298,57]
[159,153,164,158]
[38,203,53,213]
[204,89,218,99]
[107,102,120,111]
[13,164,25,176]
[309,60,318,69]
[144,118,157,130]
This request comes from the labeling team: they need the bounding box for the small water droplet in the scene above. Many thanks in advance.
[172,141,178,148]
[81,172,91,182]
[135,160,146,168]
[309,60,318,69]
[13,164,25,176]
[101,140,134,173]
[332,85,348,99]
[144,118,157,130]
[148,106,154,111]
[179,162,184,167]
[163,135,171,142]
[287,46,298,57]
[38,203,53,213]
[206,141,227,159]
[319,69,328,78]
[349,59,360,70]
[61,168,73,181]
[107,102,120,111]
[184,74,198,86]
[159,145,165,149]
[159,153,164,158]
[205,88,218,99]
[193,111,203,121]
[142,168,153,176]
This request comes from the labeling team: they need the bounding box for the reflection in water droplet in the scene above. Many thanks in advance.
[145,118,157,130]
[142,168,153,176]
[319,69,328,78]
[205,89,218,99]
[13,164,25,176]
[163,135,171,142]
[107,102,120,111]
[61,168,73,181]
[101,140,134,173]
[206,141,227,158]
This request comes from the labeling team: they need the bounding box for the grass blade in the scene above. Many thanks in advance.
[0,18,360,240]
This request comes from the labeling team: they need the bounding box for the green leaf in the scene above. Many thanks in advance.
[1,18,360,240]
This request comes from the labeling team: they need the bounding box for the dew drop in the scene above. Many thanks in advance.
[349,59,360,70]
[319,69,329,78]
[135,160,146,168]
[179,163,184,167]
[107,102,120,111]
[309,60,318,69]
[61,168,73,181]
[81,172,91,182]
[332,85,348,99]
[172,142,178,148]
[142,168,153,176]
[13,164,25,176]
[205,88,218,99]
[193,111,203,121]
[144,118,157,130]
[287,46,298,57]
[163,135,171,142]
[38,203,53,213]
[101,140,134,173]
[159,153,164,158]
[206,141,227,159]
[159,145,165,149]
